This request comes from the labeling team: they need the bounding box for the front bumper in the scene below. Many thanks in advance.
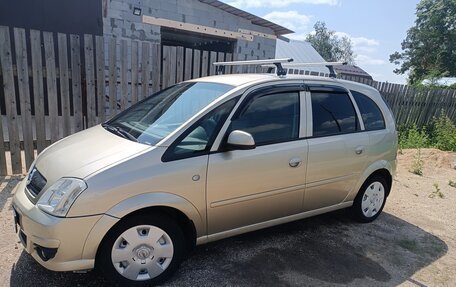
[12,178,103,272]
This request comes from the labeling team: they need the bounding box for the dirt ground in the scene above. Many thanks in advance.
[0,148,455,287]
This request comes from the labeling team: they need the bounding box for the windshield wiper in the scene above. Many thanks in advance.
[102,123,138,142]
[116,126,138,142]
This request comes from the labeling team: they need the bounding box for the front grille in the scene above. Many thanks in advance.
[26,168,47,197]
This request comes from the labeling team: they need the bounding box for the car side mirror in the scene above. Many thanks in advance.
[225,130,256,150]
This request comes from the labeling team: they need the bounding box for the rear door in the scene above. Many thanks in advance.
[303,84,369,211]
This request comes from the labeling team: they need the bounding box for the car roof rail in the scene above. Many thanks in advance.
[261,61,348,78]
[213,58,294,77]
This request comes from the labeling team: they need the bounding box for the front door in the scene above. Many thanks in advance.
[207,88,308,235]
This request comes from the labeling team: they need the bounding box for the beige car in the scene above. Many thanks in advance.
[12,72,397,285]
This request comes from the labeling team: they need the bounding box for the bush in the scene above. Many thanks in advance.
[398,125,430,149]
[409,149,424,176]
[398,114,456,152]
[429,183,444,199]
[429,115,456,151]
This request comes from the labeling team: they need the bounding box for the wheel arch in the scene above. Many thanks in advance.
[346,160,394,202]
[118,205,197,252]
[82,192,203,262]
[369,169,392,195]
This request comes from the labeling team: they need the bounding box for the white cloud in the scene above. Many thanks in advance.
[263,11,313,34]
[354,46,377,54]
[261,11,386,67]
[351,37,379,47]
[333,32,384,65]
[356,54,385,65]
[227,0,339,8]
[334,32,379,47]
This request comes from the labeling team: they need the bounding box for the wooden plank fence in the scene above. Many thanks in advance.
[0,25,455,175]
[336,74,456,127]
[286,68,456,127]
[0,26,236,175]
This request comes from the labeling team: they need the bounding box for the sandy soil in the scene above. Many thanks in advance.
[0,148,455,286]
[384,148,456,286]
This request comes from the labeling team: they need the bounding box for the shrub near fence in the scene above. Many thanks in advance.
[1,25,456,175]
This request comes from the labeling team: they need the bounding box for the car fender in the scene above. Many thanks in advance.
[345,160,394,202]
[81,192,204,260]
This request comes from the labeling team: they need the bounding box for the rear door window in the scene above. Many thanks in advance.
[311,92,358,137]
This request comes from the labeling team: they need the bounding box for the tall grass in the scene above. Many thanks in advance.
[399,114,456,152]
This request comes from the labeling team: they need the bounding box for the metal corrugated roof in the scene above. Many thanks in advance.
[333,65,372,79]
[275,40,329,74]
[198,0,294,35]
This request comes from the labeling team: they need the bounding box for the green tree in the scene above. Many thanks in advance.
[306,21,356,64]
[390,0,456,84]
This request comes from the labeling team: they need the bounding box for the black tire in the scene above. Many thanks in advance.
[96,213,186,286]
[351,175,389,223]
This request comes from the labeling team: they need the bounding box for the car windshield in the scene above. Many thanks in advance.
[104,82,234,145]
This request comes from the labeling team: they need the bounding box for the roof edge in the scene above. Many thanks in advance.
[198,0,294,35]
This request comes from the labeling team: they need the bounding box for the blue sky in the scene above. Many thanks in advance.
[221,0,421,83]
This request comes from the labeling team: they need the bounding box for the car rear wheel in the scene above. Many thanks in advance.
[352,175,389,223]
[97,213,185,286]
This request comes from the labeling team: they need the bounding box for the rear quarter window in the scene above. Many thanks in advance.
[351,90,386,131]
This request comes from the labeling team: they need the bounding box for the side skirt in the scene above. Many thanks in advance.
[196,201,353,245]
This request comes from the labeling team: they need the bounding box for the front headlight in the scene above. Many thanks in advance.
[37,178,87,217]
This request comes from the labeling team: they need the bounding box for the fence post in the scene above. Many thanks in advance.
[151,43,161,93]
[14,28,35,170]
[30,30,47,153]
[140,42,151,101]
[130,40,139,105]
[193,49,201,79]
[162,46,177,88]
[201,50,208,77]
[70,34,83,132]
[209,51,217,75]
[0,27,12,175]
[184,48,193,80]
[1,27,22,173]
[176,46,184,83]
[120,39,129,110]
[58,33,71,137]
[84,35,96,127]
[43,32,60,144]
[95,36,106,123]
[108,37,117,116]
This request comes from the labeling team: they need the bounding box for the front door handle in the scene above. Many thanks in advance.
[355,146,364,155]
[289,158,302,168]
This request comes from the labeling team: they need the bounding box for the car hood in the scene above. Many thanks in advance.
[34,125,151,184]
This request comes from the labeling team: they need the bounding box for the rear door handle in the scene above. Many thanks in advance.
[289,158,302,168]
[355,146,364,155]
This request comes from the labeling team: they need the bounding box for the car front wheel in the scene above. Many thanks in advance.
[352,175,389,223]
[97,213,185,286]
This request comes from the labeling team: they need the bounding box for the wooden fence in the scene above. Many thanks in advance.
[335,74,456,127]
[0,25,455,175]
[0,26,234,175]
[287,68,456,126]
